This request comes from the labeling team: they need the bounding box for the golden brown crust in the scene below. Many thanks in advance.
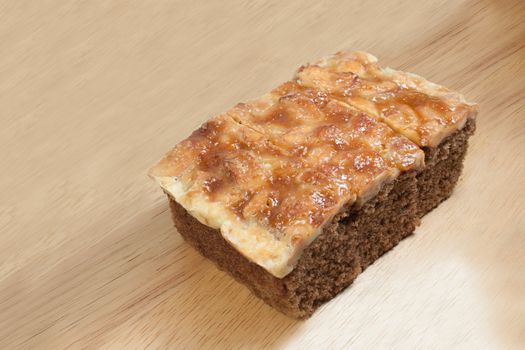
[295,51,478,147]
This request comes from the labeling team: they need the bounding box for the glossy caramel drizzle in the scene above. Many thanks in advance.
[295,53,474,146]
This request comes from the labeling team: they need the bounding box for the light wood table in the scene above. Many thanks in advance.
[1,1,524,349]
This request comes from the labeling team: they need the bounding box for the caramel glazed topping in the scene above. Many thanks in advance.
[150,51,477,277]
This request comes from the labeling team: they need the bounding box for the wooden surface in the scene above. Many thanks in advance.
[1,1,524,349]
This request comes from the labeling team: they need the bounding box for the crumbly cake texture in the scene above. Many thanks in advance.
[150,51,477,318]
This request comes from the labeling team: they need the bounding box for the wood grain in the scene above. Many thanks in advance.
[1,0,524,349]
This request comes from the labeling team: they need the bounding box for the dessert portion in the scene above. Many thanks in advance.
[150,51,477,318]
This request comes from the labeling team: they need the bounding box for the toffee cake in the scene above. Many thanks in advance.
[150,51,477,318]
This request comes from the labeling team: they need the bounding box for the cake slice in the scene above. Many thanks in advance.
[150,51,477,318]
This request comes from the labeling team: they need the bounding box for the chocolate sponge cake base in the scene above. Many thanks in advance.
[168,121,474,319]
[417,118,476,217]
